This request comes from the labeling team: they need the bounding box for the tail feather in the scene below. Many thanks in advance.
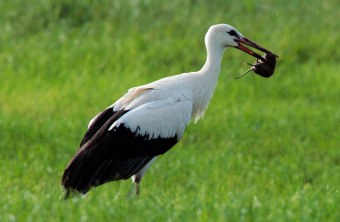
[61,153,153,197]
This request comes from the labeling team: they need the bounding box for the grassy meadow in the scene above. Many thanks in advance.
[1,0,339,221]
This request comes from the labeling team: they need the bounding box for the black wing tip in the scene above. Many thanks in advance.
[61,170,91,200]
[61,188,84,200]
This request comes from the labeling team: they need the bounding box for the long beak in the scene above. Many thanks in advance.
[235,37,278,62]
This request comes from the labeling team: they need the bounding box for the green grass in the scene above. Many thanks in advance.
[1,0,339,221]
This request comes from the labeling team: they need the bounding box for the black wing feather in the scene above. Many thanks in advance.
[80,107,117,146]
[61,109,178,196]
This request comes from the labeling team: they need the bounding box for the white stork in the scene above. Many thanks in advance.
[61,24,277,198]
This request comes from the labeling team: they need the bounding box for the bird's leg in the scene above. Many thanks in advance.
[128,175,141,198]
[135,181,141,195]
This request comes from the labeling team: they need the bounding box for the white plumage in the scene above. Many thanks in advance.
[110,87,192,139]
[61,24,276,198]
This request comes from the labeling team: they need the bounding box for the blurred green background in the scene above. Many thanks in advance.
[0,0,339,221]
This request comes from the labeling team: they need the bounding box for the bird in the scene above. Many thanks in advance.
[61,24,277,198]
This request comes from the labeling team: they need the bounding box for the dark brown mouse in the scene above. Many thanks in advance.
[236,53,278,79]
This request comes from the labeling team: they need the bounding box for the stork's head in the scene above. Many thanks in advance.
[205,24,278,62]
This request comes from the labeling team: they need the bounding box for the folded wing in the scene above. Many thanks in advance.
[61,89,192,195]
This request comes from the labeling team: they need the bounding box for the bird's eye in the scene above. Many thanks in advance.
[228,30,238,37]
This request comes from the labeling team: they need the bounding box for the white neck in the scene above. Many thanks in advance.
[199,43,225,76]
[190,43,225,122]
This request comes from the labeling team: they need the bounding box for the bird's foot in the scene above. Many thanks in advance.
[127,181,140,198]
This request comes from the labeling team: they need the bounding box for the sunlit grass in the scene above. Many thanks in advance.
[0,0,339,221]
